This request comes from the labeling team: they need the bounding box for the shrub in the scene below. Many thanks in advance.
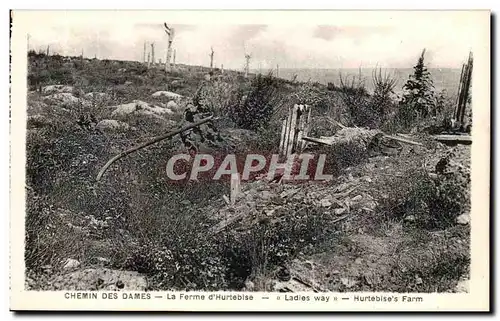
[229,73,280,130]
[377,166,470,230]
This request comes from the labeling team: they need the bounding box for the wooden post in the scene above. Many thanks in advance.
[301,105,312,150]
[164,23,175,72]
[230,173,241,205]
[279,118,287,155]
[221,64,224,74]
[276,64,279,78]
[244,54,251,78]
[286,105,299,156]
[147,52,151,68]
[143,41,147,63]
[209,47,214,69]
[46,45,50,56]
[283,105,293,157]
[173,49,176,68]
[150,43,155,66]
[295,105,306,152]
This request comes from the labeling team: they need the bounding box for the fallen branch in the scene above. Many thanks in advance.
[383,134,423,146]
[96,115,214,181]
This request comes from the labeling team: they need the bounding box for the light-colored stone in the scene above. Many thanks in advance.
[320,199,332,207]
[166,100,179,109]
[45,92,81,105]
[63,258,80,270]
[151,91,182,100]
[110,100,173,118]
[456,213,470,225]
[42,85,74,95]
[96,119,130,131]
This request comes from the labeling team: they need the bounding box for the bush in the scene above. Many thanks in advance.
[377,167,470,230]
[229,73,280,130]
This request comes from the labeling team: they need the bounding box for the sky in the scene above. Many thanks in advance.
[26,13,481,70]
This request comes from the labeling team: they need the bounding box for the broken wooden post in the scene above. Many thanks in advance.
[454,51,473,127]
[209,47,214,69]
[230,173,241,205]
[282,105,293,156]
[164,23,175,72]
[244,53,251,78]
[286,105,299,156]
[279,118,287,155]
[300,106,312,151]
[173,49,176,68]
[150,43,155,66]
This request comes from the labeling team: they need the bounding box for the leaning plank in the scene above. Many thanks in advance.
[279,118,287,155]
[301,136,334,146]
[433,134,472,144]
[96,115,214,181]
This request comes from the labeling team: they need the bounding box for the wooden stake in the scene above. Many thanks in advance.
[230,173,241,205]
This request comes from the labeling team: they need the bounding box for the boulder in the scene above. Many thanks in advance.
[151,91,182,100]
[96,119,130,131]
[42,85,74,95]
[110,100,173,118]
[45,92,82,105]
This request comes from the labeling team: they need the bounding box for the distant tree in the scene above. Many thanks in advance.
[399,49,435,125]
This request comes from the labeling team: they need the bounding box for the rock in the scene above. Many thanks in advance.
[151,91,182,100]
[63,258,80,270]
[110,100,173,118]
[320,199,332,207]
[42,85,74,95]
[85,92,110,100]
[456,213,470,225]
[48,268,147,291]
[244,280,255,291]
[455,279,469,293]
[96,119,130,131]
[404,215,416,222]
[45,93,82,105]
[334,208,347,215]
[351,195,363,202]
[340,277,358,288]
[415,275,423,285]
[166,100,179,110]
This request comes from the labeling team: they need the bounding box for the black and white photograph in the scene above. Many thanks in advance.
[9,10,490,311]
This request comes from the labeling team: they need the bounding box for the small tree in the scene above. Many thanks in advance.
[399,49,435,126]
